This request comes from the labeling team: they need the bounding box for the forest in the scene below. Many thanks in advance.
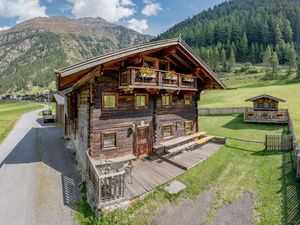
[156,0,300,75]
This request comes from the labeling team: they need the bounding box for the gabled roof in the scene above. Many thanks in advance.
[56,37,226,90]
[53,93,65,105]
[245,94,286,103]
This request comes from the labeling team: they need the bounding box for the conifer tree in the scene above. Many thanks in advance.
[263,45,272,78]
[229,47,235,72]
[270,52,279,79]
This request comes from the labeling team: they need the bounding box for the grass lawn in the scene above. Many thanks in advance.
[0,100,43,143]
[76,116,300,225]
[199,82,300,141]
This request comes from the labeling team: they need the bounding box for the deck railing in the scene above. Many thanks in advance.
[119,67,197,90]
[85,153,126,210]
[244,107,289,123]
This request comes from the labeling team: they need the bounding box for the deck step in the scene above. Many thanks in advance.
[195,135,214,145]
[167,141,195,154]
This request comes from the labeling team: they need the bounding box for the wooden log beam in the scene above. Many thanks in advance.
[171,52,191,69]
[163,56,182,69]
[161,47,177,57]
[73,66,101,90]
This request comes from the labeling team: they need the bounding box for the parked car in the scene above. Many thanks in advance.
[42,110,55,123]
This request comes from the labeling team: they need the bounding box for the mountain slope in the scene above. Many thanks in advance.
[156,0,300,71]
[0,16,152,94]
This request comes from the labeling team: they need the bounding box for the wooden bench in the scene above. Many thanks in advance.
[161,131,207,148]
[167,141,195,158]
[195,136,214,148]
[188,131,206,139]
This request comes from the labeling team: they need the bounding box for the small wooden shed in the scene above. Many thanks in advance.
[244,94,288,124]
[53,93,65,125]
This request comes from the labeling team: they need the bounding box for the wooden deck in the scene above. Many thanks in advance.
[163,142,223,170]
[124,155,185,200]
[124,142,223,200]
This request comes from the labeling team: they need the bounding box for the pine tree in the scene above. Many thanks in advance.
[270,52,279,79]
[221,48,227,71]
[287,44,297,75]
[283,19,293,43]
[229,47,235,72]
[263,45,272,78]
[239,32,249,62]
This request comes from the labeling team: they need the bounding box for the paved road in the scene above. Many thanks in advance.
[0,109,81,225]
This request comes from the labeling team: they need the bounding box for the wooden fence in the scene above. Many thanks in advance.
[288,114,300,177]
[265,134,292,150]
[198,107,246,116]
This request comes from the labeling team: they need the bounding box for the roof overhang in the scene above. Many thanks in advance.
[56,37,226,91]
[245,94,286,103]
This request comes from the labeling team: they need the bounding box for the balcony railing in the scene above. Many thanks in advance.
[244,107,289,124]
[119,67,197,91]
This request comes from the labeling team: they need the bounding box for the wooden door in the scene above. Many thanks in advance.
[136,126,151,157]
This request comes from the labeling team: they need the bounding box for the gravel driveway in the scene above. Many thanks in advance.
[0,109,81,225]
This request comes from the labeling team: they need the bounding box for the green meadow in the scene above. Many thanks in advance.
[0,100,42,143]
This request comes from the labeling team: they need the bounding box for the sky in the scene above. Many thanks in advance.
[0,0,226,35]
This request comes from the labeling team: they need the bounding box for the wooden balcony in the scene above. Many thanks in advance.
[244,108,289,124]
[119,67,197,91]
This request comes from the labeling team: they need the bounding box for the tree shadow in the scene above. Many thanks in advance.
[279,151,300,224]
[0,120,81,211]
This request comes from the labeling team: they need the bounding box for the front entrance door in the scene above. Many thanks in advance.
[136,125,151,157]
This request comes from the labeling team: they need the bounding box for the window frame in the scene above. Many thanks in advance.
[161,94,172,106]
[102,132,117,150]
[134,93,148,108]
[102,92,118,110]
[184,121,193,134]
[184,95,193,105]
[162,124,173,139]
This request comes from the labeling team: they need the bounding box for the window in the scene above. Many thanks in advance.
[162,94,172,106]
[135,94,148,108]
[162,125,172,138]
[185,121,193,134]
[103,93,118,109]
[184,95,193,105]
[159,62,168,71]
[143,60,154,68]
[103,133,116,148]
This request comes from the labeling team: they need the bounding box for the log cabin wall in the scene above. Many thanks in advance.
[90,70,154,159]
[66,85,90,169]
[76,85,90,168]
[155,92,197,144]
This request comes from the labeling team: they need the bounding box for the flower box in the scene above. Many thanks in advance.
[182,77,194,82]
[139,73,157,78]
[139,67,157,79]
[164,70,178,80]
[182,74,194,82]
[164,75,178,80]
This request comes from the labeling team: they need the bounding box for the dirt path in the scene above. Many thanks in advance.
[212,192,255,225]
[151,191,255,225]
[151,190,214,225]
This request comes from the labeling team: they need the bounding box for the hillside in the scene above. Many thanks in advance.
[0,16,152,94]
[156,0,300,73]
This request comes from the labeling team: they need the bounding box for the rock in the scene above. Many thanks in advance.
[164,180,186,194]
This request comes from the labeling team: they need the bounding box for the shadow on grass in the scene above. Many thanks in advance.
[280,151,300,224]
[222,116,288,133]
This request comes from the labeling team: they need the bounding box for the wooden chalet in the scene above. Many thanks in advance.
[244,94,288,124]
[56,37,225,210]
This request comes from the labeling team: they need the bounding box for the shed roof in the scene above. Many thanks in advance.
[245,94,286,103]
[53,93,65,105]
[56,37,226,91]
